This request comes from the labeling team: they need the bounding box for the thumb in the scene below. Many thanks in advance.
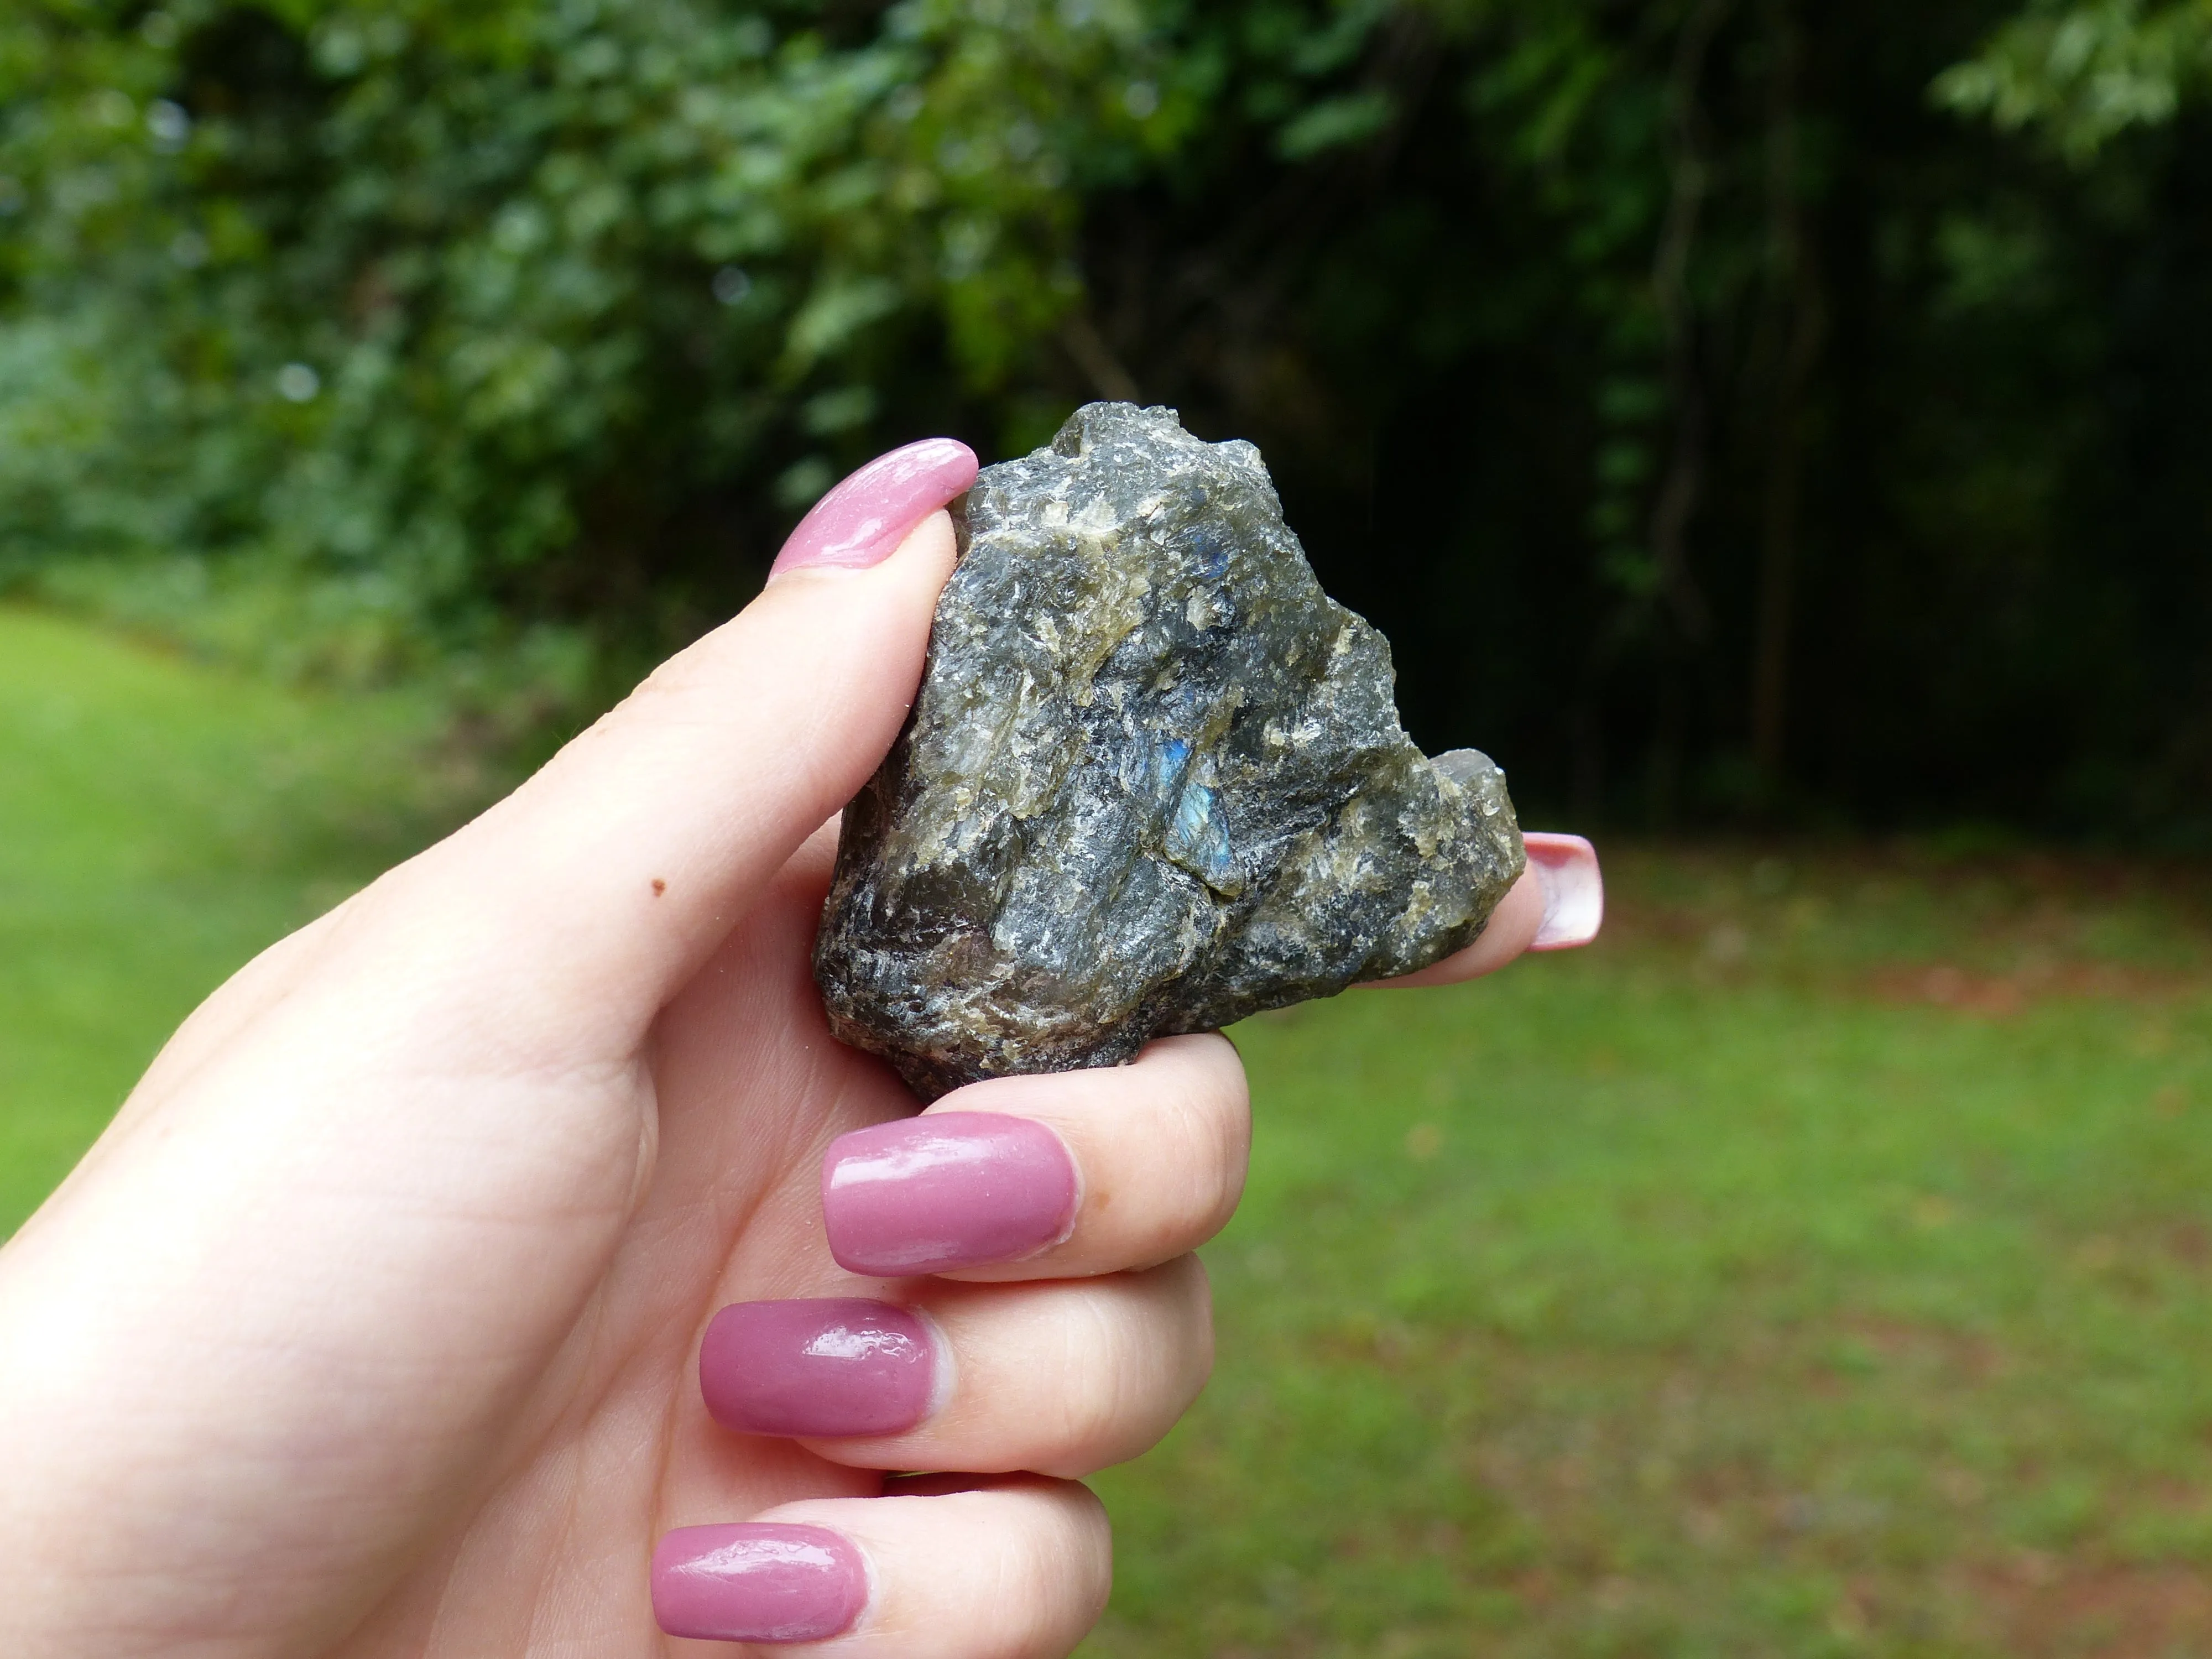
[367,439,975,1057]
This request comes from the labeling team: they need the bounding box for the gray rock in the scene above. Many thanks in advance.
[814,402,1524,1099]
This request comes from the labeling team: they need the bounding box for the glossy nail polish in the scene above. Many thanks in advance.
[700,1298,935,1438]
[1526,831,1604,950]
[770,437,978,576]
[651,1522,868,1644]
[822,1111,1079,1276]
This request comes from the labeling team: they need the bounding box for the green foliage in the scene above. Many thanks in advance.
[1938,0,2212,157]
[0,0,1175,682]
[4,0,2212,832]
[0,0,1533,692]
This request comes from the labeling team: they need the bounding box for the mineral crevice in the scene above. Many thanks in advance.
[815,402,1525,1099]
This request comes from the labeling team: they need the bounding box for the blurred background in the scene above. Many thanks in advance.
[4,1,2212,1652]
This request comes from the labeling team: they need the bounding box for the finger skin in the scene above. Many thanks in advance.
[889,1034,1251,1284]
[331,510,962,1071]
[794,1257,1214,1479]
[670,1481,1112,1659]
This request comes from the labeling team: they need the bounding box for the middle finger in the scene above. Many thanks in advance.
[821,1033,1251,1283]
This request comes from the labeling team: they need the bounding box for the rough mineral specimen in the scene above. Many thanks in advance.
[814,402,1525,1099]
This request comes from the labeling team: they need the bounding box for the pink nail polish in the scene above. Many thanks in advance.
[770,437,979,576]
[1526,832,1603,950]
[651,1522,868,1644]
[823,1111,1078,1276]
[701,1299,935,1438]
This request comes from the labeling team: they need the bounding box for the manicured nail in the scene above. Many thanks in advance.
[1526,832,1603,950]
[823,1111,1079,1276]
[651,1522,868,1644]
[701,1298,936,1438]
[770,437,979,576]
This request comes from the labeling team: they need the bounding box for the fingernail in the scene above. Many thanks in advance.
[651,1522,868,1644]
[823,1111,1079,1276]
[1526,832,1604,950]
[701,1298,936,1438]
[770,437,979,576]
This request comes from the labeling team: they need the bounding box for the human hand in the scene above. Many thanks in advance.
[0,439,1600,1658]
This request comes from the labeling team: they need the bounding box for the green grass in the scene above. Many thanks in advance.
[6,609,2212,1656]
[0,607,480,1230]
[1092,858,2212,1658]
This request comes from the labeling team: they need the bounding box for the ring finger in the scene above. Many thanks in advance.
[698,1255,1211,1479]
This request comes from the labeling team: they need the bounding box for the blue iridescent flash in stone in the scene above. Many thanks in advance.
[1186,526,1230,582]
[1165,776,1239,894]
[1152,737,1192,793]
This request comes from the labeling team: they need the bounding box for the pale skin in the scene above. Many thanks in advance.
[0,510,1562,1658]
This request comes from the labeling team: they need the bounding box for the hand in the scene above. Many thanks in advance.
[0,440,1601,1658]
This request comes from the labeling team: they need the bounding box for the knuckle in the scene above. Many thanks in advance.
[1032,1275,1202,1475]
[1178,1074,1250,1239]
[1048,1297,1138,1465]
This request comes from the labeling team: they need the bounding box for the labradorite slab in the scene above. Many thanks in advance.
[813,402,1524,1100]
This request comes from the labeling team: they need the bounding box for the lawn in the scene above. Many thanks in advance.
[5,608,2211,1657]
[1095,857,2212,1658]
[0,607,477,1230]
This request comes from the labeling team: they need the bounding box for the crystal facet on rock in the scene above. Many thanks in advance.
[814,402,1525,1099]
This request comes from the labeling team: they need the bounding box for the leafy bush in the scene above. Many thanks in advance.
[5,1,2212,832]
[1,0,1183,691]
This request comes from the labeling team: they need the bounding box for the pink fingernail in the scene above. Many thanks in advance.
[651,1522,868,1644]
[823,1112,1079,1276]
[700,1298,936,1438]
[1526,832,1604,950]
[769,437,979,576]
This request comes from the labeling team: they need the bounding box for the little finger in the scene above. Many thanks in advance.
[653,1477,1109,1656]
